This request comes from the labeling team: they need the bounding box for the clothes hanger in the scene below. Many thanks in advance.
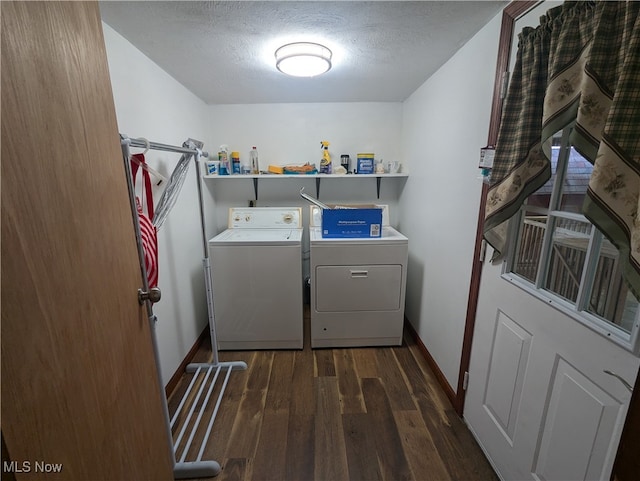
[132,137,167,186]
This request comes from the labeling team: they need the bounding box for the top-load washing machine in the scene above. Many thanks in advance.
[309,206,408,348]
[209,207,303,350]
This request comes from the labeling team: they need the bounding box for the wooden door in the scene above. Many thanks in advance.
[1,2,173,479]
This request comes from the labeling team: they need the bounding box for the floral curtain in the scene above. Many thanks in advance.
[484,1,640,299]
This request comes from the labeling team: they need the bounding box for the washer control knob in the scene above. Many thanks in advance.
[283,214,293,224]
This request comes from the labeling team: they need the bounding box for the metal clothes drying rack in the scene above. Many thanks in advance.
[121,135,247,479]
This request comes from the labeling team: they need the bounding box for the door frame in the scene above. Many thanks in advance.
[455,0,538,416]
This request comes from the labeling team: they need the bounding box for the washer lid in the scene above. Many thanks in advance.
[210,228,303,245]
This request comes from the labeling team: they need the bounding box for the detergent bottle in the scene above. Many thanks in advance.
[320,140,332,174]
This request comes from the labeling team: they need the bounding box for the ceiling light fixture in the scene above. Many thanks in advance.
[275,42,332,77]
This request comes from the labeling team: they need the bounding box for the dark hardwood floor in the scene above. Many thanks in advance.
[167,310,497,481]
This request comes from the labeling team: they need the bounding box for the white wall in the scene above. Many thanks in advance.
[400,11,502,389]
[103,23,211,385]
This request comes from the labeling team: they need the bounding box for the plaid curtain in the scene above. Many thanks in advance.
[484,1,640,299]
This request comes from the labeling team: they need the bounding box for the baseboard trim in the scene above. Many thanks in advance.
[404,320,457,409]
[165,324,209,398]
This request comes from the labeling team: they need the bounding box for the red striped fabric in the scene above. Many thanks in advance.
[131,154,159,289]
[136,198,158,288]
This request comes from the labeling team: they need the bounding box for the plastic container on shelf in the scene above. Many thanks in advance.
[250,147,259,174]
[356,153,374,174]
[231,151,241,174]
[340,154,351,173]
[319,140,332,174]
[206,159,220,175]
[241,151,251,174]
[218,145,230,175]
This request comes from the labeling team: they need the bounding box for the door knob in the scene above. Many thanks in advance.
[138,287,161,304]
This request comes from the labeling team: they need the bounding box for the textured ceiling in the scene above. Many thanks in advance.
[99,1,507,104]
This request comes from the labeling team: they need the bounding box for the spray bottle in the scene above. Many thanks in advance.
[218,145,230,175]
[320,140,332,174]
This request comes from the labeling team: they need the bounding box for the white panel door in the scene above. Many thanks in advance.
[464,255,638,480]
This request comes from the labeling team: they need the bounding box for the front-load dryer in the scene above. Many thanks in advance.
[209,207,303,350]
[309,206,408,348]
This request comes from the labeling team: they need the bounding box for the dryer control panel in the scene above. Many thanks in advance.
[228,207,302,229]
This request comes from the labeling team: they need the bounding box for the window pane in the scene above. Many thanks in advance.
[559,147,593,213]
[513,211,547,282]
[587,235,640,333]
[544,218,592,303]
[507,125,639,347]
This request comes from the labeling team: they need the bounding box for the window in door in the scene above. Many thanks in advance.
[506,126,640,349]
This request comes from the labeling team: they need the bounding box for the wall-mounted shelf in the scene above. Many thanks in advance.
[202,173,409,199]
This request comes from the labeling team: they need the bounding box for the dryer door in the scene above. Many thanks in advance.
[315,264,402,312]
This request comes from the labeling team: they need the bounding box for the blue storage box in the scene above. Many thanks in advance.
[322,206,383,238]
